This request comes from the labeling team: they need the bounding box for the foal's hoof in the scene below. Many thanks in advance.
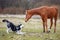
[48,29,50,33]
[48,30,50,32]
[46,31,50,33]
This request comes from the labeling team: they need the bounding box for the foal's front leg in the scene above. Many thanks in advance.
[43,18,49,33]
[42,19,45,33]
[42,18,48,33]
[45,20,48,33]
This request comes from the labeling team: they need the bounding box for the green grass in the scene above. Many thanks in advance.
[0,17,60,40]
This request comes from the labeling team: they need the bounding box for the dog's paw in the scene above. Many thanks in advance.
[16,32,25,35]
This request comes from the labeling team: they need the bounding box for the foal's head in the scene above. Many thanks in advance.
[25,10,33,22]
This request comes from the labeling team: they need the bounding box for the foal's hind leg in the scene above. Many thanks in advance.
[54,17,57,33]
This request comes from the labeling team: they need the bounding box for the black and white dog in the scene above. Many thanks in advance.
[2,19,24,34]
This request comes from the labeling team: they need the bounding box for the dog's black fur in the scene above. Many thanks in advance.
[2,19,23,32]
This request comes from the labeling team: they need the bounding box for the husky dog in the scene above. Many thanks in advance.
[2,19,24,34]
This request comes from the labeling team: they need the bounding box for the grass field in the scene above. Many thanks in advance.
[0,17,60,40]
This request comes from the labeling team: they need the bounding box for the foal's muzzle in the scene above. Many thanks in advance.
[25,19,27,22]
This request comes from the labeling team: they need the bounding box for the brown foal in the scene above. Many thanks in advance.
[25,6,58,33]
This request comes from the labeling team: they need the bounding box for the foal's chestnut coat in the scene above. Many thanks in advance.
[25,6,58,33]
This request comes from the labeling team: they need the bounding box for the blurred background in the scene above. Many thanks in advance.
[0,0,60,18]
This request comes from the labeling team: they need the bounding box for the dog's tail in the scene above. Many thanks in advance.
[2,19,9,22]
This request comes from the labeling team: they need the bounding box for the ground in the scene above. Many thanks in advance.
[0,17,60,40]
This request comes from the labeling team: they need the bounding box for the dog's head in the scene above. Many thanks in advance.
[16,24,24,34]
[18,24,24,28]
[16,24,24,30]
[20,24,24,28]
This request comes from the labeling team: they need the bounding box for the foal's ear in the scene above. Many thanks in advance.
[26,10,27,12]
[25,10,28,14]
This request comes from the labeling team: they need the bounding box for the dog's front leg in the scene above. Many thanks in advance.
[6,29,9,34]
[16,30,20,34]
[6,28,11,34]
